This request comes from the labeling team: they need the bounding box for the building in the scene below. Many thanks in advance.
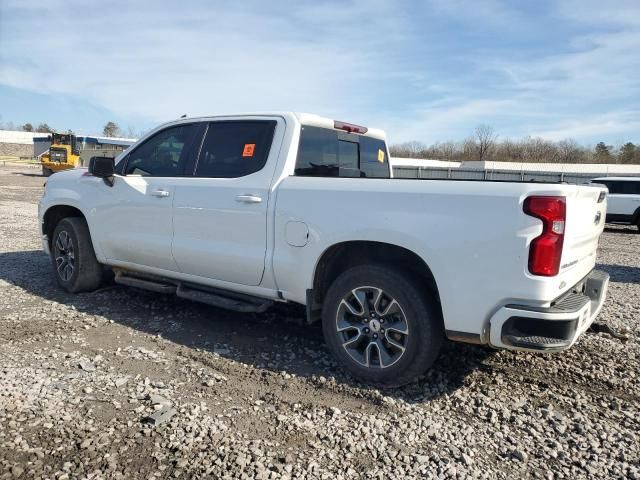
[0,130,50,157]
[392,158,640,183]
[75,135,137,165]
[32,133,137,164]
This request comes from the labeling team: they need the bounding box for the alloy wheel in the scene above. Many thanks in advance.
[335,286,409,369]
[54,230,75,281]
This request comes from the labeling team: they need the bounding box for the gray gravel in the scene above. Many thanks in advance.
[0,163,639,479]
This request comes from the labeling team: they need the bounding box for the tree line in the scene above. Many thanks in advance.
[389,125,640,164]
[0,120,138,138]
[3,119,638,163]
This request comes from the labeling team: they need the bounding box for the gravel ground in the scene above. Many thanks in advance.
[0,163,638,480]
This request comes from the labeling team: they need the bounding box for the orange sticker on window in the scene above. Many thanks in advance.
[242,144,256,157]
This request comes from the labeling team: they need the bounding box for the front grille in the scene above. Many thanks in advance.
[49,148,67,163]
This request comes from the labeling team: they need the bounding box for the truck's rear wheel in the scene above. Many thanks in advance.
[321,265,443,387]
[42,166,53,177]
[51,217,102,293]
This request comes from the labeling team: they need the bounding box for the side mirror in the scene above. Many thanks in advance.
[88,156,115,186]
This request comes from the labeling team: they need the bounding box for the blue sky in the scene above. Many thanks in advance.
[1,0,639,144]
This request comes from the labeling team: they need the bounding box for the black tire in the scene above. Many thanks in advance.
[51,217,103,293]
[321,264,443,387]
[42,166,53,177]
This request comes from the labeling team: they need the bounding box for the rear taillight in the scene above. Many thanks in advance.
[524,196,566,276]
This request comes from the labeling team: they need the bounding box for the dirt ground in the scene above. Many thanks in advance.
[0,163,638,479]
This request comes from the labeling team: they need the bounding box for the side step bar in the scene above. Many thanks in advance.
[113,270,273,313]
[176,284,272,313]
[114,271,177,294]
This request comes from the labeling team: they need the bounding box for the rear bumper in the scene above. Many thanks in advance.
[488,269,609,351]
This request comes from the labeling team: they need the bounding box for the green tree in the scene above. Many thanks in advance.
[594,142,612,163]
[35,123,53,133]
[103,121,121,137]
[618,142,636,164]
[22,123,33,132]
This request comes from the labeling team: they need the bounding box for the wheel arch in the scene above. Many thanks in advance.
[631,206,640,224]
[43,204,87,250]
[307,240,443,325]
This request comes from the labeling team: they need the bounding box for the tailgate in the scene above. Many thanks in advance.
[560,185,607,279]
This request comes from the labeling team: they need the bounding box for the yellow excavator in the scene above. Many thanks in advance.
[41,132,81,177]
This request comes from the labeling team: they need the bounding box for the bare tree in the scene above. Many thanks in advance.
[522,137,559,163]
[36,123,53,133]
[389,141,427,158]
[388,134,637,165]
[556,139,582,163]
[475,124,497,161]
[462,137,477,161]
[124,125,139,139]
[103,121,121,138]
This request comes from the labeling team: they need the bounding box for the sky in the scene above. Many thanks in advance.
[0,0,639,144]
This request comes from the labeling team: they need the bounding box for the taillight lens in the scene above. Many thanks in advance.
[523,196,566,276]
[334,120,368,134]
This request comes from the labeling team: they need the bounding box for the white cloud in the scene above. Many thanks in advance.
[0,0,408,124]
[1,0,639,144]
[530,111,640,142]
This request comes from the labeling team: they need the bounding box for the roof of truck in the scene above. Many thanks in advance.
[165,112,387,141]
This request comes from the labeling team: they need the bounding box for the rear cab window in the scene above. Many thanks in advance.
[295,125,390,178]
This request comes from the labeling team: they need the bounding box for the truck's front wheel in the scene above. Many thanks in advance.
[51,217,103,293]
[321,265,443,387]
[42,166,53,177]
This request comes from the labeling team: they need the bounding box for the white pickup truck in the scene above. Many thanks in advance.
[39,112,610,386]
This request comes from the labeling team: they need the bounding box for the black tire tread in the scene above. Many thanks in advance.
[52,217,102,293]
[321,264,443,387]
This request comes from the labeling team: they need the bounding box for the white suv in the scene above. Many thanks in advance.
[592,177,640,231]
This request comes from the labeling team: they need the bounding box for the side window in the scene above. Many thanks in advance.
[620,181,640,195]
[295,126,390,178]
[124,124,199,177]
[607,181,623,194]
[195,121,276,178]
[359,135,390,178]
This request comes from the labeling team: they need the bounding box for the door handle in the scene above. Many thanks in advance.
[236,194,262,204]
[151,189,170,198]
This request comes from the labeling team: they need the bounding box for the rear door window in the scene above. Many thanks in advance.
[295,126,390,178]
[195,121,276,178]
